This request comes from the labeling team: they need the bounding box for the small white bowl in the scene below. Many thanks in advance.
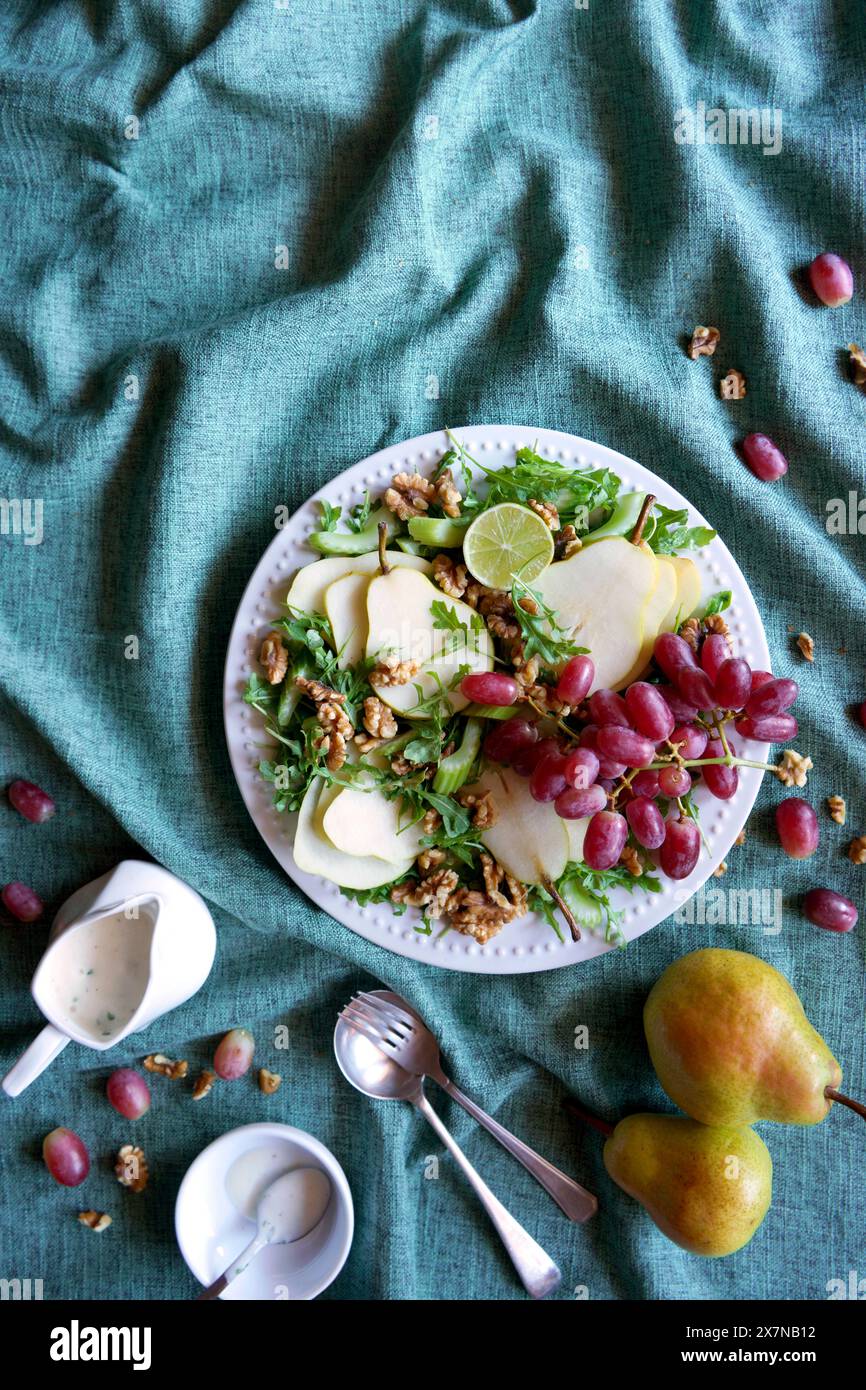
[175,1123,354,1300]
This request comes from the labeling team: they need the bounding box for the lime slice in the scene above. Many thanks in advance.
[462,503,554,589]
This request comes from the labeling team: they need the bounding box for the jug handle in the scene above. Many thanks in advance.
[2,1025,70,1098]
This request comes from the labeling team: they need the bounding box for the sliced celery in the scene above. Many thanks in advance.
[559,880,604,932]
[309,508,396,556]
[463,703,520,721]
[432,718,483,795]
[583,492,646,545]
[408,515,471,547]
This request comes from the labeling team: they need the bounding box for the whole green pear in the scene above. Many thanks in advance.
[603,1113,772,1257]
[644,948,842,1126]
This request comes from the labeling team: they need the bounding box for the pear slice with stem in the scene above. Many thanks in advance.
[617,554,678,688]
[470,766,570,885]
[286,550,429,620]
[662,556,702,630]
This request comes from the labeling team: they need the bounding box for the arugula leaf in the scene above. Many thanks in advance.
[475,445,620,529]
[430,598,485,653]
[244,674,277,708]
[440,435,483,514]
[703,589,732,617]
[317,500,342,532]
[648,504,716,555]
[347,491,372,533]
[342,878,412,911]
[510,575,587,668]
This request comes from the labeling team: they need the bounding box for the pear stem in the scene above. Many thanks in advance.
[563,1097,614,1138]
[629,493,655,546]
[542,875,580,942]
[377,521,391,575]
[825,1087,866,1123]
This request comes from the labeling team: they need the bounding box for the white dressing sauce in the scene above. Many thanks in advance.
[39,909,154,1040]
[226,1147,331,1239]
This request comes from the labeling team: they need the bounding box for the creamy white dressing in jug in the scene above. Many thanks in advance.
[39,909,155,1040]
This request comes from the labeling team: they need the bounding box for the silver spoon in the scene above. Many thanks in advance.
[196,1167,331,1301]
[346,989,597,1222]
[334,997,561,1300]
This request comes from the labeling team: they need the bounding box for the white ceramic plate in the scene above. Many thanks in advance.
[175,1123,354,1300]
[224,426,771,974]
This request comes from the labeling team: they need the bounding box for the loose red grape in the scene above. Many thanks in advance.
[700,738,739,800]
[659,818,700,879]
[512,735,559,777]
[859,700,866,728]
[625,682,674,740]
[626,797,666,849]
[588,689,632,728]
[713,658,752,710]
[43,1127,90,1187]
[106,1068,151,1120]
[631,769,662,799]
[529,751,569,803]
[776,798,818,859]
[460,672,518,706]
[556,655,595,706]
[741,433,788,483]
[750,670,774,692]
[670,723,707,759]
[583,810,628,870]
[564,747,600,789]
[802,888,858,933]
[596,726,656,768]
[808,252,854,308]
[658,765,692,797]
[745,677,799,720]
[676,665,716,711]
[213,1027,255,1080]
[657,684,699,723]
[8,779,56,823]
[735,713,798,742]
[700,634,730,683]
[654,632,697,682]
[483,717,538,763]
[2,882,43,922]
[555,784,607,819]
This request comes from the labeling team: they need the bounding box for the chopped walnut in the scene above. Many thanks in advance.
[848,343,866,386]
[687,325,720,360]
[432,553,468,598]
[457,789,499,829]
[517,594,539,616]
[372,654,421,686]
[421,808,442,834]
[520,683,571,718]
[384,471,436,520]
[703,612,731,641]
[391,867,460,919]
[143,1053,188,1080]
[712,860,728,878]
[720,369,746,400]
[678,616,702,652]
[78,1210,112,1232]
[528,498,559,530]
[362,696,397,741]
[619,845,643,877]
[486,611,521,643]
[775,749,813,788]
[314,699,353,772]
[192,1069,217,1101]
[847,836,866,865]
[514,653,541,688]
[445,877,522,944]
[796,632,815,662]
[480,853,528,916]
[115,1144,148,1193]
[827,795,846,825]
[434,468,462,518]
[296,675,344,704]
[417,846,445,873]
[258,1068,282,1095]
[734,828,747,846]
[260,632,289,685]
[554,524,582,560]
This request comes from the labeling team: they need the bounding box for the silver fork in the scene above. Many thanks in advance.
[343,990,597,1223]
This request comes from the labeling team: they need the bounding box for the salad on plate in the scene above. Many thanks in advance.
[244,433,792,948]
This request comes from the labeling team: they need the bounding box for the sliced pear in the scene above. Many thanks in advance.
[618,555,678,687]
[324,572,369,668]
[663,556,702,629]
[286,550,429,619]
[366,567,493,718]
[470,766,569,885]
[565,816,591,864]
[534,537,659,695]
[293,779,414,889]
[322,783,425,863]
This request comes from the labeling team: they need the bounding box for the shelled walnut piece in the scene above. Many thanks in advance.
[115,1144,148,1193]
[384,472,436,520]
[371,654,421,686]
[847,836,866,866]
[192,1069,217,1101]
[258,1068,282,1095]
[720,369,746,400]
[776,749,813,789]
[827,795,846,826]
[432,553,469,599]
[796,632,815,662]
[687,325,720,360]
[849,343,866,386]
[143,1053,188,1079]
[260,631,289,685]
[78,1211,112,1232]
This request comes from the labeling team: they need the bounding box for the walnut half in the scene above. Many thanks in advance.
[687,325,720,360]
[115,1144,149,1193]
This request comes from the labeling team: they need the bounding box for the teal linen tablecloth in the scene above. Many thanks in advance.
[1,0,864,1301]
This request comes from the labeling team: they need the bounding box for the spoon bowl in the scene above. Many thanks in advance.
[334,990,423,1101]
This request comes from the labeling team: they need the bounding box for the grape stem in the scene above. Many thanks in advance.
[629,494,655,546]
[377,520,391,575]
[825,1087,866,1124]
[542,875,581,942]
[563,1096,615,1138]
[648,755,777,773]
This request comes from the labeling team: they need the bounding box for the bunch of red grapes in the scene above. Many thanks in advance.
[463,629,799,884]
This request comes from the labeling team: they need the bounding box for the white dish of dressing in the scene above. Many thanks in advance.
[1,860,217,1098]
